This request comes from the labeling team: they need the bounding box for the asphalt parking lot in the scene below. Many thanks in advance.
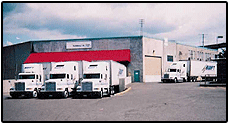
[2,82,226,121]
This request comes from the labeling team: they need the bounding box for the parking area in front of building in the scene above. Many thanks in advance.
[3,82,226,121]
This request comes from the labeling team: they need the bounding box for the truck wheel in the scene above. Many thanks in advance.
[110,86,115,95]
[100,90,103,98]
[174,78,178,83]
[32,90,38,98]
[63,90,69,98]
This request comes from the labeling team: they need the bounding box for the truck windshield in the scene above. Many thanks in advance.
[50,74,66,79]
[83,74,100,79]
[19,74,35,79]
[169,69,177,72]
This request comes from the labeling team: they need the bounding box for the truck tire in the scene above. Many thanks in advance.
[100,90,103,98]
[110,86,115,95]
[32,90,38,98]
[174,78,178,83]
[63,90,69,98]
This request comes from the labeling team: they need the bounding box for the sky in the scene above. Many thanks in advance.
[3,3,226,47]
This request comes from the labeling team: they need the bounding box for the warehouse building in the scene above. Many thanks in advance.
[3,36,218,85]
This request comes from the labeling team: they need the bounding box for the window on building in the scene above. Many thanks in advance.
[189,50,194,60]
[193,51,195,59]
[167,55,173,62]
[200,52,203,61]
[197,51,199,60]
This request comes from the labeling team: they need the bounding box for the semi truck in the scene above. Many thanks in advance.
[10,63,52,98]
[74,60,127,98]
[162,60,217,83]
[38,61,85,98]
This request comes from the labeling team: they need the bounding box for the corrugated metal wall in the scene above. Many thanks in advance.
[3,42,32,79]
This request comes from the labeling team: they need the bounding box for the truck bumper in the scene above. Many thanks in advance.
[38,91,64,98]
[10,91,33,97]
[74,91,101,97]
[161,78,174,82]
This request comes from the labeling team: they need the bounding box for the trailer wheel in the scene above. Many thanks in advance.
[63,90,69,98]
[32,90,38,98]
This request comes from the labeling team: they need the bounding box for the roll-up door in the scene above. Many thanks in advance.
[144,55,161,82]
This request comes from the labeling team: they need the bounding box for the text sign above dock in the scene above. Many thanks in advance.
[66,41,92,49]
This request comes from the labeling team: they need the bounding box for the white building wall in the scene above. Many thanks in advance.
[142,37,163,82]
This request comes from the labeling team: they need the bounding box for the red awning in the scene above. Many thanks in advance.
[24,49,130,63]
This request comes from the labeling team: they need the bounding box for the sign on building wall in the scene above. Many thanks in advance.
[66,41,92,49]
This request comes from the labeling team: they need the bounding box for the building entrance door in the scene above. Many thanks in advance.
[134,70,140,82]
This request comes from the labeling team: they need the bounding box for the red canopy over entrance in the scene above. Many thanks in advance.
[24,49,130,63]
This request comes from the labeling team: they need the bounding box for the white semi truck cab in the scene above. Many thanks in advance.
[10,63,52,98]
[162,61,188,83]
[162,60,217,83]
[76,60,126,98]
[39,61,83,98]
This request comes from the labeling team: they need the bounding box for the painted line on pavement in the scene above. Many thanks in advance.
[114,87,132,96]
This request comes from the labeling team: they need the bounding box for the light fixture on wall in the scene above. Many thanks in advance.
[152,50,155,54]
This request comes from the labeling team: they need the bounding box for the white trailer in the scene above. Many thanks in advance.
[162,60,217,83]
[38,61,84,98]
[75,60,127,98]
[10,63,52,98]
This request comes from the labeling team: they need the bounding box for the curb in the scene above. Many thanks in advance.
[114,87,132,96]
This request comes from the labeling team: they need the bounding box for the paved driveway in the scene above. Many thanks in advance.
[2,82,226,121]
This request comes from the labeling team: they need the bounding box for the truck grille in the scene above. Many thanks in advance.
[46,82,56,91]
[82,82,92,91]
[15,82,25,91]
[164,74,169,78]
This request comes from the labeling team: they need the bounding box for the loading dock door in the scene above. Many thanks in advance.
[144,55,161,82]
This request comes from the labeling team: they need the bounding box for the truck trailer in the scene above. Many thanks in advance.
[74,60,127,98]
[38,61,85,98]
[162,60,217,83]
[10,63,52,98]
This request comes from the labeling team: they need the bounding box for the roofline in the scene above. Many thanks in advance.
[176,42,218,51]
[143,36,218,51]
[28,36,143,42]
[3,41,32,48]
[2,35,218,52]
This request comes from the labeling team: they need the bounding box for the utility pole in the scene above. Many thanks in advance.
[199,34,207,47]
[139,19,144,36]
